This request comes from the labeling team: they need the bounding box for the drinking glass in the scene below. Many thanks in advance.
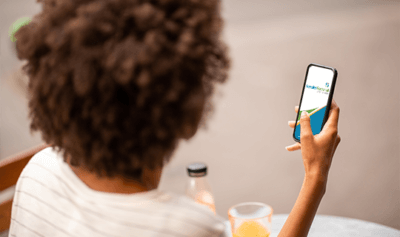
[228,202,273,237]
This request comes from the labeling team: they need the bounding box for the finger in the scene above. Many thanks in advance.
[288,121,296,128]
[331,99,338,109]
[327,99,338,118]
[285,143,301,151]
[295,106,299,113]
[324,100,340,130]
[326,99,338,118]
[300,111,313,142]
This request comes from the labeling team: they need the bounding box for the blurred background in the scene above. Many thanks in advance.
[1,0,399,230]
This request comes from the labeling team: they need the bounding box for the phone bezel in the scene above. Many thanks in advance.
[293,63,338,143]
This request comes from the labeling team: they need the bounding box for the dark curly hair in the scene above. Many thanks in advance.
[15,0,230,182]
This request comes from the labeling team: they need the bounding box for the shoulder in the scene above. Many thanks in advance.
[22,146,61,177]
[10,147,67,232]
[30,146,60,165]
[16,146,64,193]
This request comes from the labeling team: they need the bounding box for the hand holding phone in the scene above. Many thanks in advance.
[286,63,341,177]
[293,63,337,142]
[287,100,341,177]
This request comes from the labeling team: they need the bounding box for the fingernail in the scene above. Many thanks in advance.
[301,111,308,118]
[285,146,289,151]
[288,121,291,126]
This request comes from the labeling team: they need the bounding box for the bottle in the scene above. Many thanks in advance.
[185,162,216,214]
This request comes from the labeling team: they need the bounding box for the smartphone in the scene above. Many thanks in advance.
[293,63,338,142]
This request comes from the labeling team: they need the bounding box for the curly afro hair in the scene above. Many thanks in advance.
[15,0,230,182]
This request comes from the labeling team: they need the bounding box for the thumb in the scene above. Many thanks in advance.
[300,111,313,141]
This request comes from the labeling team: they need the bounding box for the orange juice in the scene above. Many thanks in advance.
[232,220,270,237]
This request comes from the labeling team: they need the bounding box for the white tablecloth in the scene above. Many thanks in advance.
[224,214,400,237]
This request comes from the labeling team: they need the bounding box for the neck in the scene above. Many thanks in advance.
[66,159,151,194]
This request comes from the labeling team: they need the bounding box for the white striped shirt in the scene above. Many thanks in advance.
[9,147,229,237]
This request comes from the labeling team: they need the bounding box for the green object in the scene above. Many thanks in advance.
[9,17,32,42]
[297,107,319,120]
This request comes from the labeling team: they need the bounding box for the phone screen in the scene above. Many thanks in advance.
[294,65,335,141]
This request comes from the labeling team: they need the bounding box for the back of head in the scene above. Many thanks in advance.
[15,0,230,182]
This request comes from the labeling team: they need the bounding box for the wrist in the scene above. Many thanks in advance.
[303,173,327,196]
[305,170,327,182]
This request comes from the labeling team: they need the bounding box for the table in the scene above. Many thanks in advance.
[224,214,400,237]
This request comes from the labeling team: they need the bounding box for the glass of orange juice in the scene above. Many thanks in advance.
[228,202,273,237]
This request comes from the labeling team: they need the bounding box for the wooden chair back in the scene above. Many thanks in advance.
[0,143,51,232]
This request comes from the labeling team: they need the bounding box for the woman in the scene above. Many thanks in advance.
[10,0,340,236]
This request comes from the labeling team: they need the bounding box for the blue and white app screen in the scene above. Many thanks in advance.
[294,65,334,140]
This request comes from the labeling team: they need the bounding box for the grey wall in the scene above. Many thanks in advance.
[1,0,399,231]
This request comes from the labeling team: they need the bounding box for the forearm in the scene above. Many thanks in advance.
[277,174,327,237]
